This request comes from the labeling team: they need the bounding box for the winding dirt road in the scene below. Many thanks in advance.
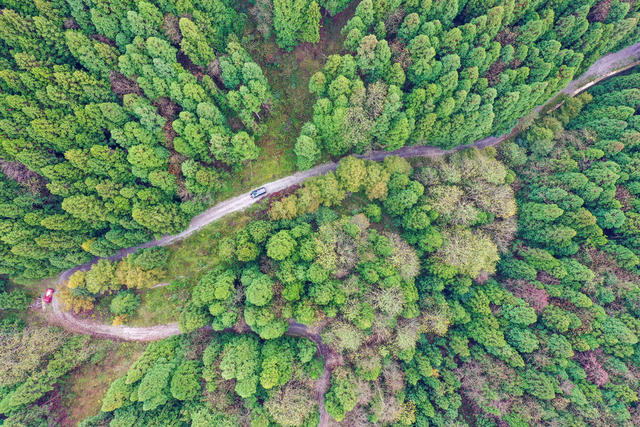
[49,41,640,341]
[43,42,640,427]
[50,265,180,341]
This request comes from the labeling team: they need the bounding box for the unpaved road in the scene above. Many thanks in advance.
[563,42,640,95]
[287,320,344,426]
[49,41,640,341]
[50,266,181,341]
[44,42,640,427]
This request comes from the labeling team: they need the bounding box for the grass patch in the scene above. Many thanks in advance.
[126,200,268,326]
[216,8,349,200]
[333,192,370,217]
[59,340,146,426]
[91,295,115,323]
[127,281,191,327]
[12,276,56,298]
[165,201,267,280]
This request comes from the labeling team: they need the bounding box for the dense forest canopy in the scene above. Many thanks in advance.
[0,0,639,426]
[0,0,271,282]
[68,69,640,423]
[1,0,638,283]
[294,0,640,166]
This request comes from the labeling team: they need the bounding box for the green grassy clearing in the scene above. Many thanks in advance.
[127,200,268,326]
[216,8,349,200]
[165,201,267,280]
[127,280,191,326]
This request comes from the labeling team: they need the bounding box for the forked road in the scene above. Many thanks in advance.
[46,42,640,427]
[50,41,640,341]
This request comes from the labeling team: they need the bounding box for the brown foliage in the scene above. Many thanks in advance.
[576,350,609,386]
[486,60,507,86]
[631,406,640,427]
[365,81,388,118]
[537,271,561,285]
[616,185,632,211]
[384,7,406,36]
[183,329,214,360]
[588,0,612,22]
[207,58,222,81]
[153,97,180,120]
[587,248,640,283]
[168,153,186,176]
[458,357,525,420]
[495,29,518,46]
[480,217,517,253]
[0,160,48,195]
[162,14,182,45]
[177,51,203,77]
[506,280,550,313]
[92,34,117,47]
[386,232,420,281]
[202,377,239,412]
[162,120,178,147]
[63,18,79,30]
[382,362,405,394]
[549,297,578,312]
[338,406,369,427]
[109,71,142,96]
[390,41,412,69]
[249,0,273,39]
[265,381,316,426]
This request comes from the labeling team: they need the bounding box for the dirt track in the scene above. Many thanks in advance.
[49,42,640,341]
[45,42,640,427]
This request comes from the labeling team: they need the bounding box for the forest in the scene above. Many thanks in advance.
[0,0,639,426]
[294,0,640,164]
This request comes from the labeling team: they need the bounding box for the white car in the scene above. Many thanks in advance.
[250,187,267,198]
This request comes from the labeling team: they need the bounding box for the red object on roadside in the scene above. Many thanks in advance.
[43,288,55,304]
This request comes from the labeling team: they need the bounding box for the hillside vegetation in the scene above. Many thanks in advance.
[0,0,271,282]
[76,67,640,427]
[294,0,640,166]
[0,1,639,426]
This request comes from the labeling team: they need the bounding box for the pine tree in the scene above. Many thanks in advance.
[273,0,321,50]
[179,18,215,67]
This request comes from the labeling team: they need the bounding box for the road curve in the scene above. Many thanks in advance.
[45,42,640,427]
[48,41,640,341]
